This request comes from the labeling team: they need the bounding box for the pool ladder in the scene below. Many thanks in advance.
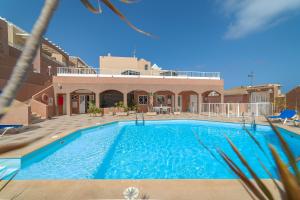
[241,112,257,131]
[135,112,145,126]
[251,112,257,131]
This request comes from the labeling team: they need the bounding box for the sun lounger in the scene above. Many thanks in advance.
[268,109,298,124]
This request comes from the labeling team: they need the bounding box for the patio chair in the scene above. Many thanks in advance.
[162,107,169,114]
[268,109,298,124]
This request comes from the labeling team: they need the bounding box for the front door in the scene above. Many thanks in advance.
[189,95,198,113]
[57,94,66,115]
[79,95,86,114]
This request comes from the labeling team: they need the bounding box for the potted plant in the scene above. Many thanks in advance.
[87,102,98,117]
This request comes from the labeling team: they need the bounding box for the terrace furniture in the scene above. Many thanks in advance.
[153,106,171,114]
[268,109,298,124]
[153,107,161,114]
[116,112,128,116]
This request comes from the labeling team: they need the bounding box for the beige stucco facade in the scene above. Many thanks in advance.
[52,76,224,115]
[99,55,161,76]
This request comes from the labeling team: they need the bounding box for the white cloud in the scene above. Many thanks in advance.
[220,0,300,39]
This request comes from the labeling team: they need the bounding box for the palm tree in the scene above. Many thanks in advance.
[0,0,151,120]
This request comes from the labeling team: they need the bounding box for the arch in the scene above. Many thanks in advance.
[178,90,199,113]
[100,90,124,108]
[70,89,96,114]
[153,90,175,113]
[127,90,150,112]
[202,90,221,103]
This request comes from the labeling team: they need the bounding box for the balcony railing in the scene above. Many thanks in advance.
[57,67,221,80]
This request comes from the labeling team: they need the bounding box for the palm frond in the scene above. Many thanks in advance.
[81,0,102,14]
[218,149,267,200]
[257,158,285,199]
[100,0,153,37]
[244,127,273,165]
[191,129,221,164]
[269,145,300,200]
[266,117,300,183]
[120,0,139,4]
[225,136,274,200]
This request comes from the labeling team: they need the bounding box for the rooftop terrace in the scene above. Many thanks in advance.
[57,67,221,80]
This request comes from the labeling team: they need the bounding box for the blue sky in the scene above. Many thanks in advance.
[1,0,300,92]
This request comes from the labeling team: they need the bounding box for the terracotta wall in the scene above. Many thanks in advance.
[224,94,249,103]
[31,85,55,118]
[0,101,31,125]
[286,87,300,113]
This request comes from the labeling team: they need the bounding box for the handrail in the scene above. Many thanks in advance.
[0,127,13,137]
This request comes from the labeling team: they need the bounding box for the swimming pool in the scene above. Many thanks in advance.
[8,120,300,179]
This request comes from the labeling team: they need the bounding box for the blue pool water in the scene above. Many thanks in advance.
[9,120,300,179]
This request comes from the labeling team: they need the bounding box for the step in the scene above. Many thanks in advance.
[0,168,18,180]
[0,165,7,172]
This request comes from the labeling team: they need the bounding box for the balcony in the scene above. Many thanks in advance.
[56,67,221,80]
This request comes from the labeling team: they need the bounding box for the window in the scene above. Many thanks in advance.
[144,64,149,70]
[138,95,148,105]
[121,70,140,75]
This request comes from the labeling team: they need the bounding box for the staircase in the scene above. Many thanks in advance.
[31,112,44,124]
[0,166,18,180]
[0,159,20,180]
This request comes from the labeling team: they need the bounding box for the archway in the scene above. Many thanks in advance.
[202,90,221,103]
[100,90,123,108]
[153,90,175,113]
[178,91,198,113]
[127,90,150,112]
[70,89,95,114]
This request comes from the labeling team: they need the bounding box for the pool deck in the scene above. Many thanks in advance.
[0,113,295,199]
[0,179,280,200]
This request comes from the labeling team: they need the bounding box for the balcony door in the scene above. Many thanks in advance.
[79,95,86,114]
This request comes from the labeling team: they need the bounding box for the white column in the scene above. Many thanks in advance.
[198,93,202,115]
[95,93,100,108]
[123,92,128,107]
[174,93,178,112]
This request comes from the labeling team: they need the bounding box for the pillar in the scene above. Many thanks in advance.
[198,93,202,114]
[66,93,71,116]
[221,93,224,103]
[95,93,100,108]
[174,93,178,112]
[123,92,128,107]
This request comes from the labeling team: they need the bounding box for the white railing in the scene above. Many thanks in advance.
[57,67,98,74]
[199,103,273,117]
[57,67,221,80]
